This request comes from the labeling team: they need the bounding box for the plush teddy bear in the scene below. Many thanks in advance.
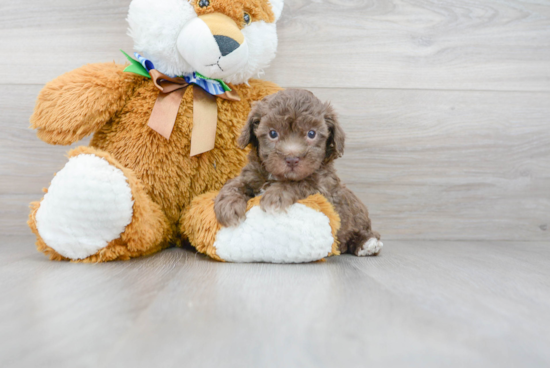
[27,0,343,263]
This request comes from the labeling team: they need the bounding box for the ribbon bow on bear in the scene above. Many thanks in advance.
[122,51,240,156]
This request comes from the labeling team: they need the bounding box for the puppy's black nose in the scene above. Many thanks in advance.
[285,157,300,168]
[214,35,240,56]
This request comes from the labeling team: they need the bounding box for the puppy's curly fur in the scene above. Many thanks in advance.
[215,89,381,256]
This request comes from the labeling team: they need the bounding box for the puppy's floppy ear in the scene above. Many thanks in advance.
[238,101,263,149]
[324,103,346,162]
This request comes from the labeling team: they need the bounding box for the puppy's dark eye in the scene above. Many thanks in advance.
[243,12,252,25]
[307,130,317,139]
[198,0,210,8]
[269,130,279,139]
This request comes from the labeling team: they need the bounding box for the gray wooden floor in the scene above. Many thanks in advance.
[1,235,549,368]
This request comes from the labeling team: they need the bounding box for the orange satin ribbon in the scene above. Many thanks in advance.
[147,70,240,157]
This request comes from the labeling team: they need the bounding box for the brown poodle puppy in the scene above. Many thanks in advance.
[214,89,382,256]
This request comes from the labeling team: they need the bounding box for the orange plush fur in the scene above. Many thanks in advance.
[29,62,281,262]
[193,0,276,27]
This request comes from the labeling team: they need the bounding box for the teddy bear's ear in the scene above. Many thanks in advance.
[238,102,263,149]
[269,0,284,22]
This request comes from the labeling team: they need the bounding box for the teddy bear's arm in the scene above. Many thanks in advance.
[30,63,140,145]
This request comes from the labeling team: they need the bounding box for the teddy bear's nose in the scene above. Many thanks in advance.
[214,35,240,56]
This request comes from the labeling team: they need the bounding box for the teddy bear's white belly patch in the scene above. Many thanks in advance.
[36,154,134,260]
[214,204,334,263]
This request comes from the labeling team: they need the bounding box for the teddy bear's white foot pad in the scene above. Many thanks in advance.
[357,238,383,256]
[35,154,134,260]
[214,204,334,263]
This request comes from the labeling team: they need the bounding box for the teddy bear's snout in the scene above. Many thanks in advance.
[177,12,248,79]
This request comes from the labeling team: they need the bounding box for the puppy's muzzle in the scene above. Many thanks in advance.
[285,157,301,168]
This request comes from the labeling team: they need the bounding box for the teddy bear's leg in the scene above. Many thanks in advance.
[181,192,341,263]
[180,192,224,262]
[28,146,171,262]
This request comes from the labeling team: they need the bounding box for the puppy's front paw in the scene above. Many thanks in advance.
[214,194,248,228]
[260,191,296,214]
[357,238,383,256]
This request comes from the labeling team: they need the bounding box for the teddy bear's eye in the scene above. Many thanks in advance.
[307,130,317,139]
[243,12,252,25]
[269,130,278,139]
[198,0,210,8]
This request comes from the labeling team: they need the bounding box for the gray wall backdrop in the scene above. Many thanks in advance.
[1,0,549,241]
